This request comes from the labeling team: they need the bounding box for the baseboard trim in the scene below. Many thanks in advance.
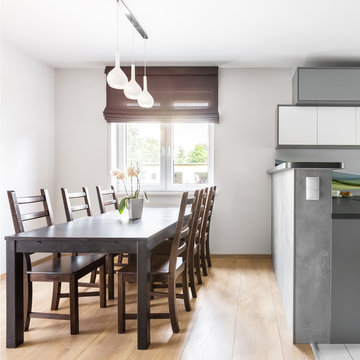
[212,254,271,259]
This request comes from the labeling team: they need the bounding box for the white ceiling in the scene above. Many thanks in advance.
[2,0,360,68]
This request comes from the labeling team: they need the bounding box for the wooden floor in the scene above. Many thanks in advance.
[0,257,315,360]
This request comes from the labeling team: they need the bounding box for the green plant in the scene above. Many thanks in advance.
[111,165,148,214]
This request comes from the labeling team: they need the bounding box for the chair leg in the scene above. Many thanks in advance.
[206,237,212,268]
[99,263,106,308]
[150,279,154,300]
[90,269,97,283]
[195,251,202,285]
[107,254,114,300]
[69,278,79,335]
[200,243,208,276]
[51,281,62,310]
[118,273,126,333]
[182,266,191,312]
[168,276,180,333]
[188,257,197,298]
[24,276,32,331]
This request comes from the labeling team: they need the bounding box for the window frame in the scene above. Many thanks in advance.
[111,123,214,192]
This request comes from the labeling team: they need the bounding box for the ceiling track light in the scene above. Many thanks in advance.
[119,0,148,40]
[107,0,154,108]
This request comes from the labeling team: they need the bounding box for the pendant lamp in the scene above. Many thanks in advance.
[137,40,154,108]
[107,2,128,89]
[124,28,142,99]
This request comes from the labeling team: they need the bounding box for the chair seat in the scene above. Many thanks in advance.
[119,255,184,275]
[29,254,106,276]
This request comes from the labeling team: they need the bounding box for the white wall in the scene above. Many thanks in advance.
[212,68,292,253]
[54,69,109,222]
[55,67,293,254]
[0,42,56,273]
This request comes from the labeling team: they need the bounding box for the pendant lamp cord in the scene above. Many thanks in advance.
[143,39,147,76]
[131,26,135,64]
[116,1,119,52]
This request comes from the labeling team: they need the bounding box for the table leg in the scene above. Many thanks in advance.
[6,240,24,348]
[107,254,114,300]
[137,241,150,350]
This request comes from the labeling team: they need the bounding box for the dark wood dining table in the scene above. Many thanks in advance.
[6,207,181,350]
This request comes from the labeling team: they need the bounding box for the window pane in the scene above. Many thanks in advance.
[173,124,209,185]
[126,123,160,184]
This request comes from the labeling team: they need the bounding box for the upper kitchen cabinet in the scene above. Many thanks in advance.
[293,68,360,105]
[278,106,317,145]
[277,105,360,148]
[318,107,356,145]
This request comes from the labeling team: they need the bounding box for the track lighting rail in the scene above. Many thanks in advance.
[118,0,148,39]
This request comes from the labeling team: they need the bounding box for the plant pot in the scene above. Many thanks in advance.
[127,198,144,220]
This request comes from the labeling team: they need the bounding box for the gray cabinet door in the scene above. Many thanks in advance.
[294,68,360,105]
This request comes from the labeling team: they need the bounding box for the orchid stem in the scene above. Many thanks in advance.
[123,180,129,197]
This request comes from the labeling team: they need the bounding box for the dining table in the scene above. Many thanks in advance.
[5,206,182,350]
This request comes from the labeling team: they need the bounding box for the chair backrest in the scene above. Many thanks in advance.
[96,185,118,214]
[7,189,55,269]
[168,191,198,274]
[186,189,205,255]
[61,187,92,222]
[8,189,55,233]
[201,186,216,238]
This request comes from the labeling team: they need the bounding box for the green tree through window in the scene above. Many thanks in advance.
[187,143,208,163]
[175,146,187,163]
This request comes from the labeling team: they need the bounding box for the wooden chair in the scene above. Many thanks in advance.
[96,185,125,297]
[117,191,197,334]
[150,190,204,298]
[200,186,217,275]
[7,189,106,335]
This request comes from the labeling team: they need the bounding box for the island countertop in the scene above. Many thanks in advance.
[332,196,360,219]
[267,161,344,174]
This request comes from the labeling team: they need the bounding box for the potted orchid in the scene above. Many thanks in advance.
[111,164,148,219]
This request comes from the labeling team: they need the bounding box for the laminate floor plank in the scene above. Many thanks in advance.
[180,258,241,360]
[232,258,284,360]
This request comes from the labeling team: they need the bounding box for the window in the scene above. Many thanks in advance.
[111,123,214,191]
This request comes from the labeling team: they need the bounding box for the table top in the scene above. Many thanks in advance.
[5,207,180,242]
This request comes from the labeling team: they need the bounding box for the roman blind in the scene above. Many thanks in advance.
[103,66,219,123]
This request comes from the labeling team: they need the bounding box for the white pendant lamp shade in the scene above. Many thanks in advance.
[137,75,154,108]
[124,64,142,99]
[107,51,128,89]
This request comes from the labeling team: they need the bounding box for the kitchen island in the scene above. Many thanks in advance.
[267,161,360,344]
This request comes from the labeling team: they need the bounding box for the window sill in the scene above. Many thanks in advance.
[116,190,197,197]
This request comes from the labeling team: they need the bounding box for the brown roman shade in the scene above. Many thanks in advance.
[103,66,219,123]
